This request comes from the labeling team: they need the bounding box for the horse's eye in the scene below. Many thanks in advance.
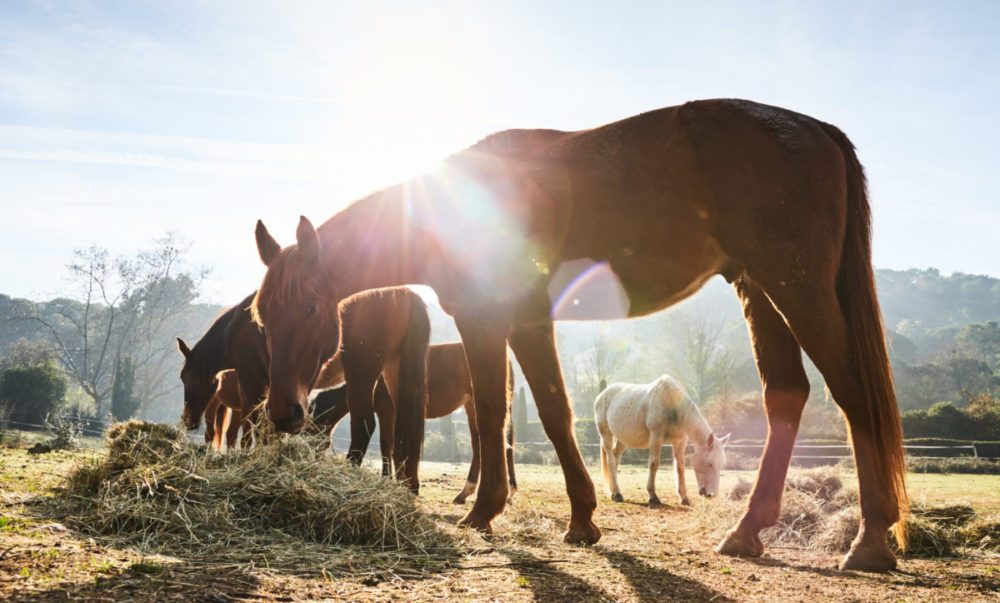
[306,302,318,317]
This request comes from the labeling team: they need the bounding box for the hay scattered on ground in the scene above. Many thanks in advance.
[699,467,973,558]
[46,420,460,579]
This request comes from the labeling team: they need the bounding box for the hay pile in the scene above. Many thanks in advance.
[49,421,457,577]
[701,467,970,558]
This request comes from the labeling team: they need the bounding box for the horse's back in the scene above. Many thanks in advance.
[601,376,690,448]
[600,382,656,449]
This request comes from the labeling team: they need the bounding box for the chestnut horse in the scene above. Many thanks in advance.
[202,369,243,450]
[251,99,907,571]
[178,287,429,489]
[312,342,518,504]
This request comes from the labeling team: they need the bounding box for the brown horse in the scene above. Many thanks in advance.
[312,342,517,504]
[251,99,907,571]
[209,369,244,450]
[178,287,429,489]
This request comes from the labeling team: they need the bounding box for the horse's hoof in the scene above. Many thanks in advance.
[458,512,493,534]
[564,519,601,545]
[839,543,897,572]
[717,527,764,558]
[680,497,691,506]
[648,496,663,509]
[507,486,517,503]
[452,494,468,505]
[611,493,624,503]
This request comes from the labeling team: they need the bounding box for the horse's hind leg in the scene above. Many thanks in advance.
[753,275,901,571]
[598,421,623,502]
[646,435,663,508]
[454,399,480,504]
[509,320,600,544]
[505,405,517,501]
[373,377,396,477]
[718,277,809,558]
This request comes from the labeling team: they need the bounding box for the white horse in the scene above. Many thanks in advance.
[595,375,730,507]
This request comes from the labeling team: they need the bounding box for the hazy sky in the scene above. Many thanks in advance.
[2,1,998,304]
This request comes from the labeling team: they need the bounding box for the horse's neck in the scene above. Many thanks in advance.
[682,401,712,447]
[316,184,435,296]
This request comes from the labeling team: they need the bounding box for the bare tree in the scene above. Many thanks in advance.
[21,234,205,420]
[576,327,626,415]
[658,312,736,405]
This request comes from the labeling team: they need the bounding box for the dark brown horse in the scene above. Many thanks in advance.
[312,342,517,504]
[251,99,907,571]
[178,287,429,489]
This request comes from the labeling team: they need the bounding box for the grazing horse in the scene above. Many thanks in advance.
[595,376,729,507]
[177,287,429,490]
[251,99,907,571]
[312,342,518,504]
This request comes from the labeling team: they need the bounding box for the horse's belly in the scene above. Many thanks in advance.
[607,414,651,449]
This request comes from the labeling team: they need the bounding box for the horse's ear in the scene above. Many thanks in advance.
[706,433,716,449]
[255,220,282,266]
[296,215,320,264]
[176,337,191,358]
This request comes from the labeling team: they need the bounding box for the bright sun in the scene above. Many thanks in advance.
[320,11,490,198]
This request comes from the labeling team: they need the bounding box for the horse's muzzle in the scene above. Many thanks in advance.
[266,402,305,434]
[699,487,714,498]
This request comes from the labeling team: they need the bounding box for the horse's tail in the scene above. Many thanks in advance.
[394,291,430,492]
[600,440,610,487]
[823,122,909,548]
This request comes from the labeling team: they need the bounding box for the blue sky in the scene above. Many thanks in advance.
[1,1,998,304]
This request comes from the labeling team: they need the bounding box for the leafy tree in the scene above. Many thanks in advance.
[111,355,140,421]
[0,361,67,427]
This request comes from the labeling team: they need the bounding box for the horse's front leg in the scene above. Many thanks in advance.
[647,435,663,508]
[509,320,600,545]
[454,315,511,534]
[671,437,691,506]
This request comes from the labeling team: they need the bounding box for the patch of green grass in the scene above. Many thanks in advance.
[720,567,732,575]
[516,576,530,588]
[91,560,116,574]
[128,561,164,575]
[19,567,31,578]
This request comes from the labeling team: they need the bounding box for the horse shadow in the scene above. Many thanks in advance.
[502,548,617,601]
[11,561,262,602]
[594,548,733,603]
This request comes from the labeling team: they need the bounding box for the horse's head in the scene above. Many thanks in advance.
[252,217,342,434]
[177,337,216,431]
[691,432,730,498]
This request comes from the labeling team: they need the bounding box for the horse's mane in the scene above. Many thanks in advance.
[447,128,570,166]
[186,299,243,380]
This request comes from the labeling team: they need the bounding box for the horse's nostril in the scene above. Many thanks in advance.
[290,404,305,423]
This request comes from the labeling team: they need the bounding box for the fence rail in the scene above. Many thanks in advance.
[5,423,997,463]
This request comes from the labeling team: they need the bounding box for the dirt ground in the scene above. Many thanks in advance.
[2,445,999,602]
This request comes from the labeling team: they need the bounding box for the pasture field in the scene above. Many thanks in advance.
[1,443,999,602]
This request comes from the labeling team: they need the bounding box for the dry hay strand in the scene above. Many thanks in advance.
[704,467,958,558]
[960,516,1000,552]
[46,421,459,579]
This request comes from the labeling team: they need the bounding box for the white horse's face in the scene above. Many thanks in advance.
[691,433,730,498]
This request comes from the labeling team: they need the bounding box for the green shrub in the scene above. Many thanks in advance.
[0,362,66,428]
